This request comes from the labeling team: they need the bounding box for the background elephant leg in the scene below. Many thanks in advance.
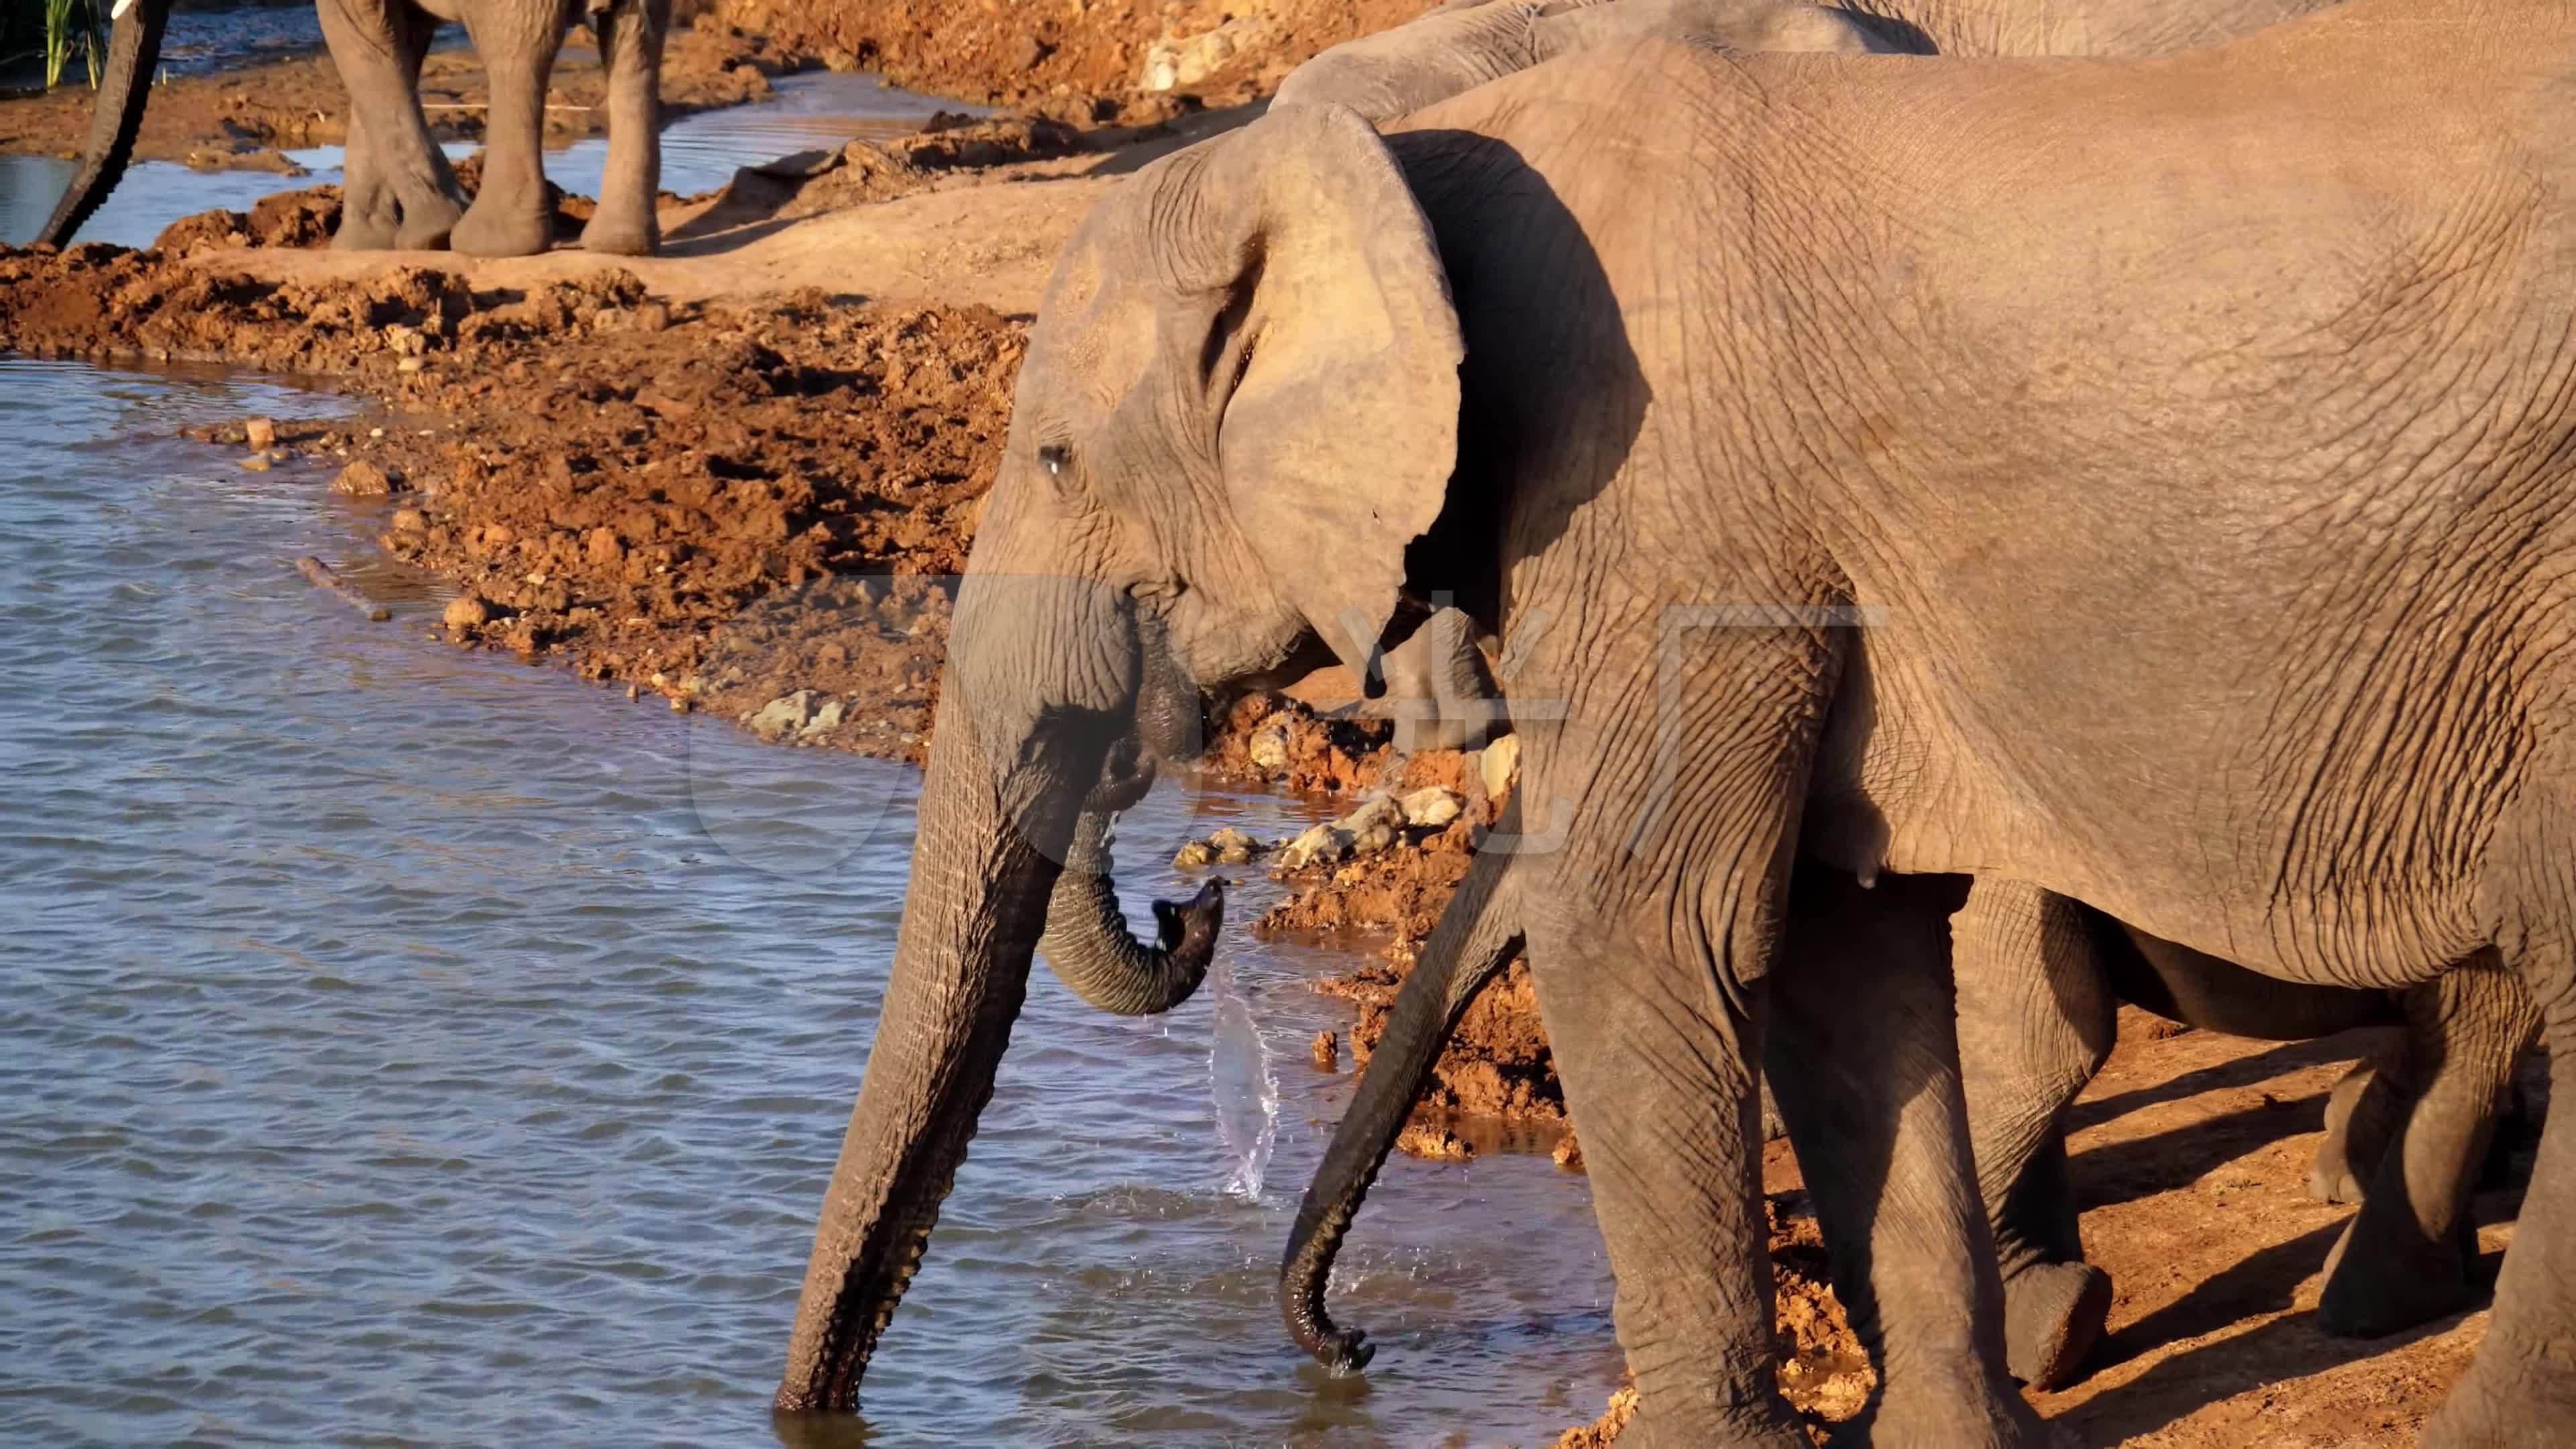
[1950,879,2116,1390]
[2318,957,2540,1338]
[451,1,567,257]
[2310,1028,2412,1203]
[1373,606,1501,753]
[580,0,665,256]
[318,0,462,250]
[1767,869,2043,1448]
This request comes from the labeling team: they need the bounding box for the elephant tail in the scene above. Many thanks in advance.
[1278,798,1524,1371]
[38,0,171,248]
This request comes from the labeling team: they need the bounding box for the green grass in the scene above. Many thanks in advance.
[2,0,109,87]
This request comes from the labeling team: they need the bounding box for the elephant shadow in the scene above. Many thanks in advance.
[2059,1175,2526,1441]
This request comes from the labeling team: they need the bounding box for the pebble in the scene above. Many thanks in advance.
[1309,1030,1338,1073]
[443,596,490,629]
[635,301,671,333]
[243,417,276,451]
[389,508,427,533]
[627,683,641,701]
[237,455,270,472]
[396,358,424,374]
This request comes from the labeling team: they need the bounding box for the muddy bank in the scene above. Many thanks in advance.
[0,19,793,172]
[710,0,1436,123]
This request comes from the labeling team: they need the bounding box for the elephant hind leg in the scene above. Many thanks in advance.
[2317,957,2538,1339]
[2424,790,2576,1448]
[2310,1028,2410,1205]
[580,0,667,256]
[1950,880,2117,1389]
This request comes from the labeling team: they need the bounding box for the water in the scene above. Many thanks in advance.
[1,68,965,249]
[0,358,1623,1444]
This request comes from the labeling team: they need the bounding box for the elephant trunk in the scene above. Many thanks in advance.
[37,0,171,248]
[1037,808,1224,1015]
[1279,806,1522,1371]
[773,689,1094,1413]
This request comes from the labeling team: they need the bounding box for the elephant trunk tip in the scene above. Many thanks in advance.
[1280,1232,1376,1374]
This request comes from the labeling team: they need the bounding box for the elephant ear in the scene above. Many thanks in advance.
[1158,103,1466,692]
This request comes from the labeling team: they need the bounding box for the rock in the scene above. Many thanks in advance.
[389,507,427,534]
[1276,820,1349,871]
[1553,1128,1585,1172]
[1173,839,1216,869]
[442,595,490,629]
[1395,1121,1474,1161]
[1208,826,1264,864]
[396,358,425,374]
[1246,715,1294,772]
[1398,786,1463,830]
[584,527,623,564]
[1479,733,1521,802]
[243,417,276,451]
[331,460,394,496]
[749,688,821,741]
[635,301,670,333]
[806,698,845,735]
[1310,1030,1339,1073]
[237,455,270,472]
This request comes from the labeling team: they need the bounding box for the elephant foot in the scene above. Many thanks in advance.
[1619,1372,1809,1449]
[393,193,466,252]
[1828,1385,2068,1449]
[2000,1260,2112,1390]
[2312,1048,2406,1203]
[580,209,660,258]
[2420,1338,2576,1449]
[332,205,402,252]
[450,199,554,259]
[2315,1214,2477,1339]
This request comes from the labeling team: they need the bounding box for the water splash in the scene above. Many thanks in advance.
[1206,951,1279,1200]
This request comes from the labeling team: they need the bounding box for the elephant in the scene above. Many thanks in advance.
[37,0,670,258]
[1272,0,1911,123]
[1278,860,2543,1396]
[771,5,2576,1444]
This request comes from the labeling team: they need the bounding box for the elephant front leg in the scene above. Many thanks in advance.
[1768,869,2053,1447]
[1526,898,1807,1449]
[1950,879,2117,1391]
[451,1,569,258]
[2317,955,2539,1339]
[580,0,666,256]
[318,0,463,250]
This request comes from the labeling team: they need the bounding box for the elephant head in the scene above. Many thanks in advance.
[35,0,174,248]
[773,101,1470,1413]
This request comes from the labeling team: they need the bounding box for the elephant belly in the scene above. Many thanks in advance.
[2088,910,2404,1040]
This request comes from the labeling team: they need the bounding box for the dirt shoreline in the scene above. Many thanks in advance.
[0,4,2536,1439]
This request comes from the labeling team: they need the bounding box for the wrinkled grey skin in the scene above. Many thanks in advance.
[1275,0,1909,121]
[45,0,672,256]
[777,7,2576,1445]
[35,0,175,248]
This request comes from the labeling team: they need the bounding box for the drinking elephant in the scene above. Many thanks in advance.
[37,0,670,257]
[1279,861,2542,1395]
[771,7,2576,1445]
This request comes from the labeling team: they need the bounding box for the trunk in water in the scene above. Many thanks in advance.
[1279,806,1522,1371]
[1036,809,1224,1015]
[773,694,1089,1413]
[38,0,171,248]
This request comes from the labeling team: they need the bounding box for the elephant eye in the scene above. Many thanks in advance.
[1038,443,1071,479]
